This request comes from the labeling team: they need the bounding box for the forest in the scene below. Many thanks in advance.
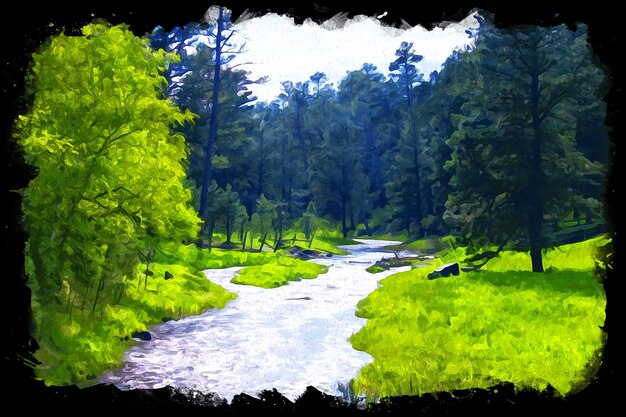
[12,5,610,405]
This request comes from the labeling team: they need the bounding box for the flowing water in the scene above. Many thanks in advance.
[100,239,410,403]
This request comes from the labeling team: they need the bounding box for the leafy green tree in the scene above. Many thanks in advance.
[15,23,199,320]
[444,21,605,272]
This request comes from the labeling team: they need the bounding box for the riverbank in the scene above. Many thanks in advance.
[100,239,407,401]
[350,235,609,400]
[29,234,344,386]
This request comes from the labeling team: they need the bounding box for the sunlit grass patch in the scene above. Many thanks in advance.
[231,257,328,288]
[350,237,607,400]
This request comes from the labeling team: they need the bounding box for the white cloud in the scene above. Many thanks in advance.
[227,11,480,103]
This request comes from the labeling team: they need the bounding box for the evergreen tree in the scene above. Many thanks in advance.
[444,21,606,271]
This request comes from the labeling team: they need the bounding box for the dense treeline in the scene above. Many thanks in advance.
[154,9,607,271]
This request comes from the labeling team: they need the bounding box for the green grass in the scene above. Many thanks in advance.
[31,262,235,386]
[156,241,279,269]
[159,240,331,289]
[232,258,328,288]
[350,236,608,400]
[483,235,610,272]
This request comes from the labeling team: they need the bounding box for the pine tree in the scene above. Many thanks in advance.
[444,21,606,271]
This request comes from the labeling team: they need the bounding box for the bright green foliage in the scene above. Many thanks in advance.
[350,237,607,400]
[306,235,350,256]
[34,262,235,386]
[232,258,328,288]
[483,235,610,272]
[386,236,457,254]
[14,23,213,384]
[157,240,283,269]
[17,22,199,309]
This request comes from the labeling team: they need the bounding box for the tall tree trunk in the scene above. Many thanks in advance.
[294,101,311,209]
[69,291,77,320]
[241,231,247,251]
[349,206,356,232]
[529,72,544,272]
[341,195,348,238]
[273,230,281,252]
[225,215,232,244]
[258,131,265,198]
[199,7,225,224]
[91,276,105,314]
[80,284,89,315]
[422,171,434,218]
[208,220,214,253]
[295,101,309,172]
[412,139,423,230]
[143,249,152,290]
[259,232,267,251]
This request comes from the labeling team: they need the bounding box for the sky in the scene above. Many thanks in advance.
[221,10,480,103]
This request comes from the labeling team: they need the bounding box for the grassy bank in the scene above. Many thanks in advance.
[30,259,236,386]
[158,240,331,289]
[350,236,608,400]
[30,234,343,385]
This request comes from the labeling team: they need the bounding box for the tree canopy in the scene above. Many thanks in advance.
[16,22,199,316]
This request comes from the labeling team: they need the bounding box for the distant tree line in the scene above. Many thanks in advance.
[152,8,607,271]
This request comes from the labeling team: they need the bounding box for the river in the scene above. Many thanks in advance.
[100,239,410,403]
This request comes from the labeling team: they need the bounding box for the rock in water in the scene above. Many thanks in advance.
[131,331,152,341]
[427,262,460,280]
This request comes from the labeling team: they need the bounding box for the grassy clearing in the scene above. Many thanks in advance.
[350,236,608,400]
